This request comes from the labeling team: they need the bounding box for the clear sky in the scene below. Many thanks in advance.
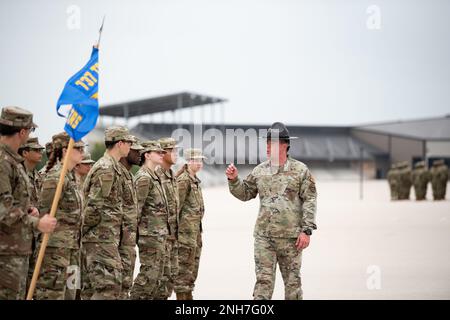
[1,0,449,143]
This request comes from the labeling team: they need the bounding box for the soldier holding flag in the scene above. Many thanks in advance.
[33,132,85,300]
[0,106,57,300]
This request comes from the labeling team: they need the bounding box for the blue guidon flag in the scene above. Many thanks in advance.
[56,47,99,141]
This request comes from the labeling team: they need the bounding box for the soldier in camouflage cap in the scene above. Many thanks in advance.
[18,137,45,209]
[387,163,400,201]
[130,140,170,300]
[412,161,431,201]
[173,148,206,300]
[19,137,45,290]
[118,138,143,299]
[81,126,134,300]
[397,161,412,200]
[430,159,448,200]
[155,137,180,299]
[226,122,317,300]
[73,152,95,300]
[0,106,56,300]
[32,131,85,299]
[74,153,95,191]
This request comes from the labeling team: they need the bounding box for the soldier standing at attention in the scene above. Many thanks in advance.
[430,159,449,200]
[225,122,317,300]
[0,106,56,300]
[398,161,412,200]
[130,141,169,300]
[73,152,95,300]
[18,137,45,288]
[18,137,45,205]
[174,148,206,300]
[411,161,431,201]
[155,137,180,300]
[387,163,399,200]
[118,140,143,300]
[81,127,134,300]
[74,153,95,189]
[33,132,85,300]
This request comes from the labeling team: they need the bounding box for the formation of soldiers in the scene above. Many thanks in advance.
[0,106,317,300]
[387,160,449,201]
[0,106,208,300]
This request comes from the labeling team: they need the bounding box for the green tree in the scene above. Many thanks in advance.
[91,142,106,161]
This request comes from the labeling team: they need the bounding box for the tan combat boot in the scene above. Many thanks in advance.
[176,292,186,300]
[176,292,193,300]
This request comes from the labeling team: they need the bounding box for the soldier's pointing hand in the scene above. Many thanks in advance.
[225,163,238,180]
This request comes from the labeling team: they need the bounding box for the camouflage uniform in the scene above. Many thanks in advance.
[397,161,412,200]
[154,137,180,300]
[118,142,143,300]
[32,133,84,300]
[73,152,94,300]
[229,156,317,300]
[81,127,135,300]
[174,149,206,299]
[130,141,170,300]
[0,106,39,300]
[412,161,431,201]
[387,163,399,200]
[34,141,84,300]
[19,137,45,289]
[430,160,449,200]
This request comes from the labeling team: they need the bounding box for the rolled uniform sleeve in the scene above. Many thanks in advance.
[228,173,258,202]
[299,169,317,232]
[134,175,151,221]
[177,178,190,209]
[0,161,39,230]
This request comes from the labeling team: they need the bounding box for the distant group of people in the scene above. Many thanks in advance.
[387,159,449,201]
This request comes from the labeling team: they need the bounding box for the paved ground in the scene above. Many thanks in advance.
[134,180,450,299]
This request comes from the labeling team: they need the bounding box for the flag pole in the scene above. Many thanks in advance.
[26,138,75,300]
[96,15,105,47]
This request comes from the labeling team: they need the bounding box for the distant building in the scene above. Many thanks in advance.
[89,92,450,180]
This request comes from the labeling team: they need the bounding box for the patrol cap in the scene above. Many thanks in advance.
[396,161,408,169]
[414,161,425,168]
[81,153,95,164]
[52,132,85,149]
[0,106,38,128]
[104,126,136,143]
[184,148,207,160]
[433,159,445,166]
[141,140,166,153]
[158,137,179,150]
[20,137,45,150]
[130,138,144,151]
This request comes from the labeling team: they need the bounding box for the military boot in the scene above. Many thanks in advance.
[176,292,193,300]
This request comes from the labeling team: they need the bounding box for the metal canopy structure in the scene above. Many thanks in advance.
[99,92,227,119]
[355,115,450,141]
